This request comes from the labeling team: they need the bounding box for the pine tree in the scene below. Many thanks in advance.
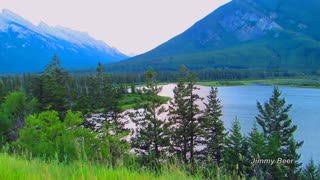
[100,115,129,167]
[130,83,136,94]
[88,75,98,109]
[88,62,110,110]
[168,73,189,163]
[0,80,6,103]
[286,138,304,178]
[91,63,128,135]
[39,54,68,116]
[301,159,320,180]
[224,118,247,176]
[130,68,171,168]
[64,76,78,111]
[256,87,303,178]
[199,87,225,166]
[169,65,202,172]
[96,62,111,108]
[248,122,268,178]
[104,86,126,134]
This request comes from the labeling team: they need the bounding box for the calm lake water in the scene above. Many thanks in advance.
[159,84,320,164]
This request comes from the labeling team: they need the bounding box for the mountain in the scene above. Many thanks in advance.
[106,0,320,73]
[0,9,128,73]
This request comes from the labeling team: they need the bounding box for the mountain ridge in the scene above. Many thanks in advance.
[105,0,320,73]
[0,9,128,73]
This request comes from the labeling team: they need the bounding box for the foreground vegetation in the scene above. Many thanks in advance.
[0,153,201,180]
[1,55,320,179]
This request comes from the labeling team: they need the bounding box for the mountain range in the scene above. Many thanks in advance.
[106,0,320,73]
[0,9,128,73]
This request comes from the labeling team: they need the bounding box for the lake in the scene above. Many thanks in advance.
[159,84,320,164]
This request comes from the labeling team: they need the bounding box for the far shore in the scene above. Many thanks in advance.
[196,77,320,89]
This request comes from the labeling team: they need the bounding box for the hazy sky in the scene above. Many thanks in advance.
[0,0,230,55]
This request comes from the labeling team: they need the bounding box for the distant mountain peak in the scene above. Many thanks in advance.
[1,9,34,27]
[0,9,128,73]
[1,9,21,19]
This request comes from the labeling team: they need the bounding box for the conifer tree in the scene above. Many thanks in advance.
[256,87,303,178]
[96,62,111,108]
[198,87,225,166]
[286,138,304,178]
[92,63,127,135]
[39,54,68,115]
[224,118,247,176]
[65,76,78,111]
[248,122,268,178]
[169,65,202,172]
[0,80,6,103]
[73,78,91,114]
[130,68,171,168]
[88,75,98,109]
[104,86,126,134]
[100,114,129,167]
[130,83,136,94]
[301,159,320,180]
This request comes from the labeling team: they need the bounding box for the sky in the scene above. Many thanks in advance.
[0,0,230,55]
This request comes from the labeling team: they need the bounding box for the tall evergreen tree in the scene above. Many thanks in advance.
[0,80,6,103]
[286,138,303,178]
[130,68,171,168]
[103,86,126,134]
[198,87,225,166]
[301,159,320,180]
[169,65,202,172]
[248,122,268,178]
[224,118,247,176]
[100,114,129,167]
[65,76,78,111]
[91,63,127,134]
[39,54,68,115]
[256,87,303,178]
[88,62,114,110]
[103,84,129,168]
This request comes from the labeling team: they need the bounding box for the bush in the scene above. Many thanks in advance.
[14,111,104,162]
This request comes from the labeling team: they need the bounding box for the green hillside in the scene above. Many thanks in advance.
[105,0,320,73]
[107,35,320,72]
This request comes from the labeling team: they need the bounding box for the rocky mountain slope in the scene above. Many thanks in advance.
[106,0,320,73]
[0,9,128,73]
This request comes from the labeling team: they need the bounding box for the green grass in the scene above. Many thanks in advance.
[198,77,320,88]
[93,93,171,113]
[0,153,203,180]
[197,80,249,87]
[119,94,171,111]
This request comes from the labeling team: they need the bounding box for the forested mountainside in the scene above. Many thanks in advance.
[106,0,320,73]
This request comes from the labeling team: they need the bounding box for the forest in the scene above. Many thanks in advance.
[0,55,319,179]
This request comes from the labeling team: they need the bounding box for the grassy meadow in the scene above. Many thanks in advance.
[118,94,171,110]
[0,153,204,180]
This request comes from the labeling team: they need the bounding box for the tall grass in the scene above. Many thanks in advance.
[0,153,206,180]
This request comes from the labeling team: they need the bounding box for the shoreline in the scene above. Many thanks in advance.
[196,78,320,89]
